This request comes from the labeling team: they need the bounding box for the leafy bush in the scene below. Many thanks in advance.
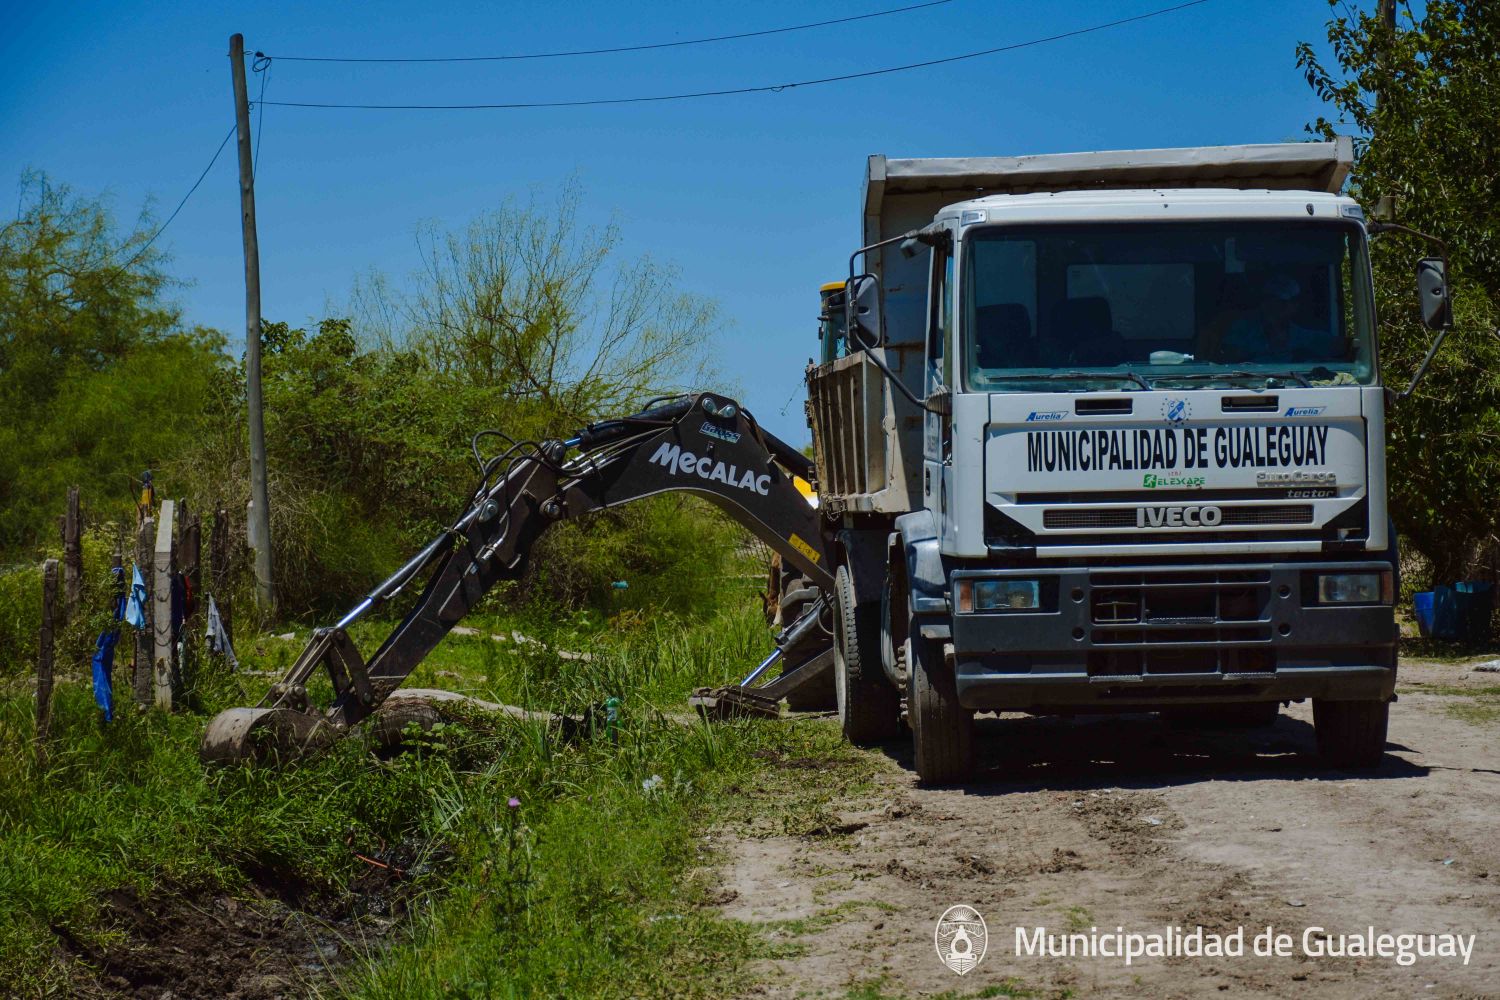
[1300,3,1500,581]
[0,174,228,551]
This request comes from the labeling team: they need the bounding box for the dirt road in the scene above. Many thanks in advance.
[715,657,1500,998]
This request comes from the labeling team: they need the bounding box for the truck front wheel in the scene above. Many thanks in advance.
[1313,699,1389,768]
[907,630,975,785]
[834,565,899,745]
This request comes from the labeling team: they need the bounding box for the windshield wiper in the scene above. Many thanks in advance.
[1152,370,1311,388]
[985,370,1153,391]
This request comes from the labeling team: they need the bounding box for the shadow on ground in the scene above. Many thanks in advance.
[881,710,1428,794]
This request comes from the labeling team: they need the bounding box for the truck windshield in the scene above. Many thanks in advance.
[961,221,1375,390]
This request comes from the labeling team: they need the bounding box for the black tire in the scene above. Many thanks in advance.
[906,629,975,785]
[1165,702,1279,729]
[834,565,899,745]
[1313,698,1389,768]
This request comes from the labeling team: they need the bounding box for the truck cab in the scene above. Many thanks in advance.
[806,142,1449,784]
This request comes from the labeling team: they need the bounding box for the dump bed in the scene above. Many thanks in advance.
[808,140,1356,514]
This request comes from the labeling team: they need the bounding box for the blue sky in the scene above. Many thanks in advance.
[0,0,1346,442]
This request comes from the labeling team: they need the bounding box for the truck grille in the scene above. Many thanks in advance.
[1085,568,1276,676]
[1043,504,1313,530]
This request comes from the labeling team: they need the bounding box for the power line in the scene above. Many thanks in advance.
[110,122,238,276]
[252,52,272,178]
[257,0,1211,111]
[263,0,958,63]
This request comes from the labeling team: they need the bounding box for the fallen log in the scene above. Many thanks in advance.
[365,689,586,752]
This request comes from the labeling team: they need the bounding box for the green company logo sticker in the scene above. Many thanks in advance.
[1143,473,1206,489]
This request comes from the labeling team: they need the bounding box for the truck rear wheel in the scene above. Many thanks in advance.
[833,565,899,745]
[1313,698,1389,768]
[907,630,974,785]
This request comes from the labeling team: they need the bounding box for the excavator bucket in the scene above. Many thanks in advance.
[689,646,834,721]
[200,707,337,765]
[688,685,782,719]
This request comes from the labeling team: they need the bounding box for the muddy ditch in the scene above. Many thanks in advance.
[58,841,440,1000]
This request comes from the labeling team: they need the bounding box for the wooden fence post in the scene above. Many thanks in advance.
[134,516,155,708]
[153,500,177,711]
[183,508,202,605]
[180,505,201,682]
[37,559,58,768]
[63,487,82,622]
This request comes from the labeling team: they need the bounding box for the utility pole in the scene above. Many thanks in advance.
[1376,0,1397,112]
[230,33,274,612]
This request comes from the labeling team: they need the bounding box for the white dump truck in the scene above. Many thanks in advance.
[807,141,1454,783]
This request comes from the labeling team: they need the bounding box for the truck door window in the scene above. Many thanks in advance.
[964,238,1038,373]
[928,246,954,389]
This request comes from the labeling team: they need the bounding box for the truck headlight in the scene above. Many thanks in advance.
[958,578,1041,612]
[1315,571,1392,605]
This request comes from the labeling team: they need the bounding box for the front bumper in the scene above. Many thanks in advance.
[949,562,1397,712]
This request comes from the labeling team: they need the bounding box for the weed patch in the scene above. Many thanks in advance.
[0,598,876,998]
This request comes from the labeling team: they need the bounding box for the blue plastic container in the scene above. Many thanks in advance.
[1413,591,1435,637]
[1454,581,1495,644]
[1423,582,1496,642]
[1432,586,1461,640]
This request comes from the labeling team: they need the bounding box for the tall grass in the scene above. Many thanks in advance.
[0,523,863,997]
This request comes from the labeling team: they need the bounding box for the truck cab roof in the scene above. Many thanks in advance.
[938,188,1363,226]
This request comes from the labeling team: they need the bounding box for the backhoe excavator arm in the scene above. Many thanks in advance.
[201,393,832,763]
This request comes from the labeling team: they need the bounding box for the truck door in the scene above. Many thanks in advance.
[923,237,955,541]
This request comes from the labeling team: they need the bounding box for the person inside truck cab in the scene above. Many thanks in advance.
[1219,272,1342,363]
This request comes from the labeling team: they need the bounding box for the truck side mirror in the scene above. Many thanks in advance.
[1416,257,1453,330]
[845,274,883,350]
[1396,257,1456,402]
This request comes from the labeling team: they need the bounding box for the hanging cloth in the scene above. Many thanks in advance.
[136,470,155,520]
[91,629,120,722]
[205,595,238,671]
[124,565,148,629]
[92,566,126,722]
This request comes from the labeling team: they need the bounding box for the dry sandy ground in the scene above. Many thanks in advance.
[714,657,1500,998]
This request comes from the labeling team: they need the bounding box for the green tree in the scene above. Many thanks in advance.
[1298,2,1500,582]
[0,172,226,553]
[182,183,731,614]
[340,182,732,611]
[355,179,719,432]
